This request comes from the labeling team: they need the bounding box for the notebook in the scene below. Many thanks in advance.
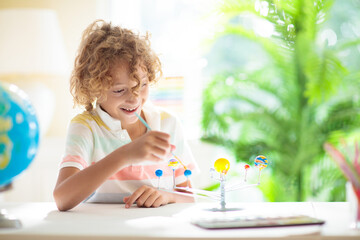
[192,214,325,229]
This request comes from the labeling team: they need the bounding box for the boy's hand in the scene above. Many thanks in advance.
[122,131,175,164]
[123,185,173,208]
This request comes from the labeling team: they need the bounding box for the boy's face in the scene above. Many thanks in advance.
[99,61,149,129]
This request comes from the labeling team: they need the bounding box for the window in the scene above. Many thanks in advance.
[98,0,216,139]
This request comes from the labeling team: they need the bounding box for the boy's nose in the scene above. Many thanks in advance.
[127,90,139,102]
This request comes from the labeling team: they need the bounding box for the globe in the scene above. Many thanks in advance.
[0,82,40,188]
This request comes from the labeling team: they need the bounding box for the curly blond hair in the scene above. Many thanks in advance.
[70,20,162,111]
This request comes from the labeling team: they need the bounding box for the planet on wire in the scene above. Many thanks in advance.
[214,158,230,175]
[254,155,268,170]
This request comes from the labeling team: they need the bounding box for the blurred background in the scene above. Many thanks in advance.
[0,0,359,203]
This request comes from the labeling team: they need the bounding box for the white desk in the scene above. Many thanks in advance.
[0,202,359,240]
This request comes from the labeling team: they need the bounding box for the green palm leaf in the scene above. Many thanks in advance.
[202,0,360,201]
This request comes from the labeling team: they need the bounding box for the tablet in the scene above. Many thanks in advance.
[192,215,325,229]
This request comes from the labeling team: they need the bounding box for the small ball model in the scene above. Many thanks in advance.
[168,159,179,170]
[155,169,163,178]
[0,83,40,188]
[214,158,230,175]
[254,155,268,170]
[244,164,250,181]
[184,169,192,177]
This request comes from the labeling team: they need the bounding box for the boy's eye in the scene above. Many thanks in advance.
[141,79,149,87]
[113,89,124,94]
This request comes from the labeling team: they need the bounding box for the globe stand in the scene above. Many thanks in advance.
[0,183,12,192]
[0,183,22,229]
[0,209,22,229]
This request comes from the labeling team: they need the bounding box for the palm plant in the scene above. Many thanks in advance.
[202,0,360,201]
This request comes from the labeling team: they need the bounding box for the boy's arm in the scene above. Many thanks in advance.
[53,147,131,211]
[53,131,173,211]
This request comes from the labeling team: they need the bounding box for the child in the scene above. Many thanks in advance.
[53,20,198,211]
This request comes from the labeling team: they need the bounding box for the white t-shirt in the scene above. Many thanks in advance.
[60,102,198,203]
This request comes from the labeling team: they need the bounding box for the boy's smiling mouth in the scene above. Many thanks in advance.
[120,106,139,114]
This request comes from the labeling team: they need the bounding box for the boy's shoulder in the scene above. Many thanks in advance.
[70,110,108,130]
[71,111,96,123]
